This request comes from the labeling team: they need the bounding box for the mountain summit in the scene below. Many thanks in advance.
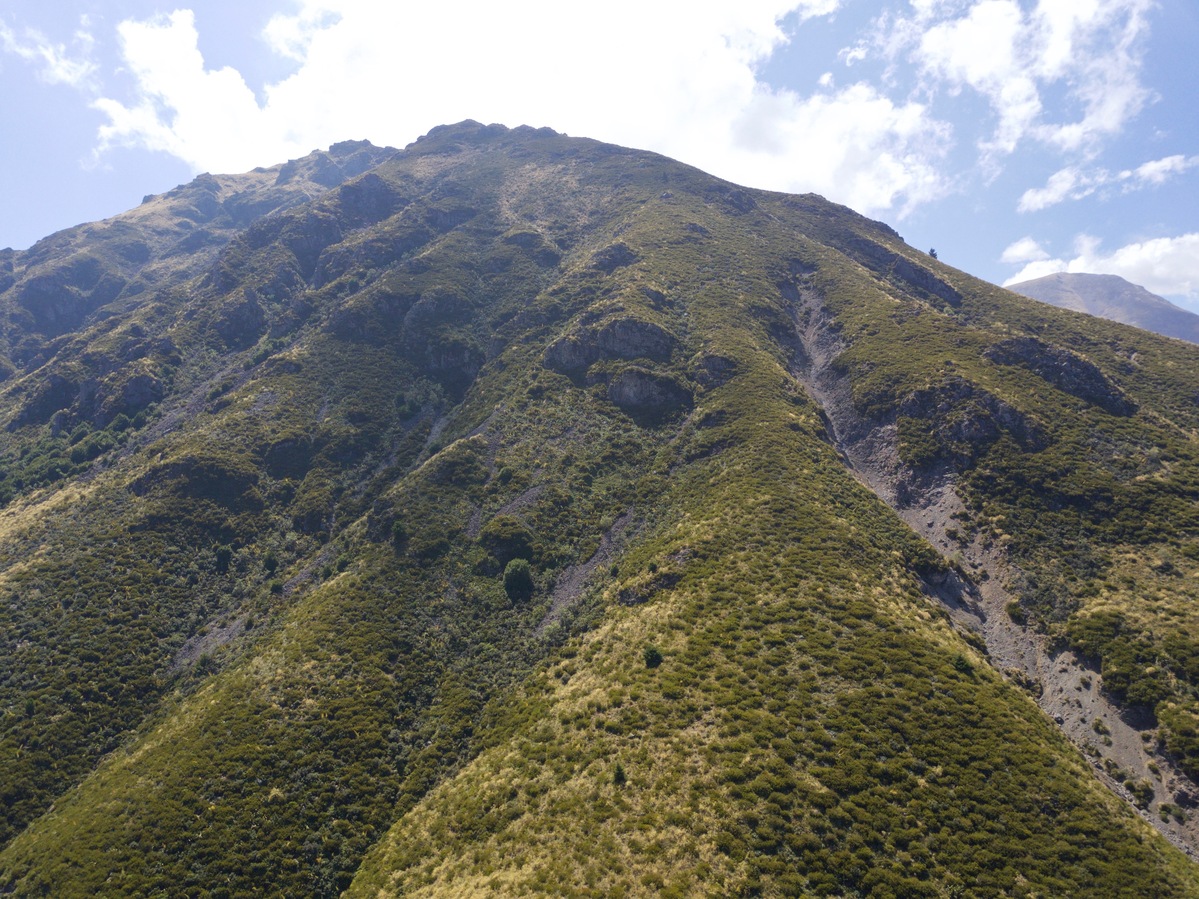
[3,121,1199,896]
[1008,271,1199,345]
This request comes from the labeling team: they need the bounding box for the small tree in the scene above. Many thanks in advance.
[643,645,663,669]
[929,248,938,259]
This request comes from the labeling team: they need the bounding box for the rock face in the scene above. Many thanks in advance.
[544,316,679,373]
[985,336,1136,416]
[1008,272,1199,345]
[845,236,963,308]
[607,366,692,414]
[897,376,1046,465]
[591,242,638,272]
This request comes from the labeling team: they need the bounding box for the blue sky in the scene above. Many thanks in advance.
[2,0,1197,310]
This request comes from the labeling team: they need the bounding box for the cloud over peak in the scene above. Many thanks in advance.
[1003,233,1199,303]
[77,1,965,217]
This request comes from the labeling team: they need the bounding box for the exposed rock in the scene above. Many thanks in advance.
[690,352,739,388]
[263,436,315,480]
[13,253,127,336]
[134,451,262,508]
[845,237,963,308]
[424,204,477,232]
[544,335,593,372]
[592,242,638,273]
[99,371,164,423]
[502,229,561,267]
[544,316,678,373]
[213,291,267,349]
[424,338,484,380]
[899,377,1046,464]
[329,290,418,342]
[608,367,692,415]
[11,373,79,428]
[985,336,1136,416]
[594,318,676,362]
[403,288,473,332]
[617,570,680,606]
[707,185,757,214]
[280,210,344,279]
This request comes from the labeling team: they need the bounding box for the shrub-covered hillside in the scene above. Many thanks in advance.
[2,121,1199,896]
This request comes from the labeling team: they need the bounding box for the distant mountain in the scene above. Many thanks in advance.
[3,121,1199,896]
[1008,271,1199,344]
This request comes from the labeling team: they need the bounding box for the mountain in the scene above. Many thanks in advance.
[3,121,1199,896]
[1008,271,1199,345]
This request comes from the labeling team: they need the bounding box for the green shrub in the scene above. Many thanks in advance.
[503,559,534,601]
[479,515,534,564]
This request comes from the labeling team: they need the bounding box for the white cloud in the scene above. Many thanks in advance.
[1003,233,1199,301]
[1019,154,1199,212]
[262,3,341,63]
[0,17,96,88]
[1018,166,1094,212]
[82,0,957,217]
[1130,154,1199,185]
[1000,236,1050,264]
[883,0,1154,159]
[93,11,275,173]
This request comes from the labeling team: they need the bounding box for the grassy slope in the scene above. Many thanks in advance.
[0,124,1198,895]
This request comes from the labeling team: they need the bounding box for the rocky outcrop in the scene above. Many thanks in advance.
[985,337,1136,416]
[10,373,79,428]
[706,184,757,214]
[845,237,963,308]
[501,229,561,267]
[690,352,739,388]
[898,376,1046,465]
[212,291,267,349]
[608,367,692,415]
[13,253,127,337]
[591,242,638,273]
[544,316,678,373]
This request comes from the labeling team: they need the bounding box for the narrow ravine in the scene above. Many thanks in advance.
[784,279,1199,858]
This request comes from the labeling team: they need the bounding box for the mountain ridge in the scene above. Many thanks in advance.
[1,121,1199,896]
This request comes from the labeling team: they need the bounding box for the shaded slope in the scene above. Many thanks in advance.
[1009,272,1199,345]
[1,122,1198,895]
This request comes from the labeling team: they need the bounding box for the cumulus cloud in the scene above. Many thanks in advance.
[82,0,956,217]
[1000,236,1050,265]
[0,16,96,88]
[1003,233,1199,301]
[880,0,1154,159]
[1018,154,1199,212]
[93,11,276,173]
[1132,154,1199,185]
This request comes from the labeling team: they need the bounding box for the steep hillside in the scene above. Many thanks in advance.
[2,122,1199,896]
[1009,271,1199,345]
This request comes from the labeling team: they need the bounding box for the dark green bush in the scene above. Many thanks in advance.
[503,559,534,601]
